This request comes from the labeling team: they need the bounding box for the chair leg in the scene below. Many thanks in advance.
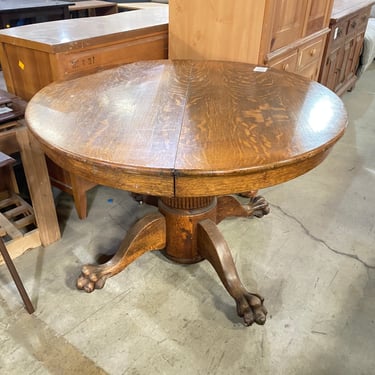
[0,239,34,314]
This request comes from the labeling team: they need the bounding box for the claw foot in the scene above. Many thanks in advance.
[76,265,108,293]
[235,292,267,326]
[245,195,270,218]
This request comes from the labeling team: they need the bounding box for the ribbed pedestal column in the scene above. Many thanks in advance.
[159,196,217,263]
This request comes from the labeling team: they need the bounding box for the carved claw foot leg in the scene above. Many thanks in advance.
[77,213,166,293]
[197,218,267,326]
[247,195,270,218]
[235,291,267,326]
[217,194,270,223]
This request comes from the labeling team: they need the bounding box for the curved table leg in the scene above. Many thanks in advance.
[217,194,270,223]
[197,218,267,326]
[77,213,166,293]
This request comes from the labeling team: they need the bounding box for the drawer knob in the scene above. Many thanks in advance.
[282,63,289,71]
[310,48,317,57]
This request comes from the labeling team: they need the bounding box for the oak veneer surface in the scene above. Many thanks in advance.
[26,60,348,197]
[0,7,168,53]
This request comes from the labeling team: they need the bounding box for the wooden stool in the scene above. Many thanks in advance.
[0,152,34,314]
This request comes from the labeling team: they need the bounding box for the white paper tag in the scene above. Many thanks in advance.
[253,66,268,72]
[334,27,339,40]
[0,106,13,114]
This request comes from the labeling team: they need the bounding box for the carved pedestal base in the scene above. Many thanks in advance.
[77,194,270,326]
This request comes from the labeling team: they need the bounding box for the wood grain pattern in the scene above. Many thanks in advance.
[26,60,348,197]
[169,0,266,63]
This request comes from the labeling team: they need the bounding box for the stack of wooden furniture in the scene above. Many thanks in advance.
[0,7,168,219]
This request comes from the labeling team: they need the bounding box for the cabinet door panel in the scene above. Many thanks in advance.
[322,47,344,92]
[340,38,353,84]
[346,32,365,77]
[270,0,308,51]
[305,0,333,35]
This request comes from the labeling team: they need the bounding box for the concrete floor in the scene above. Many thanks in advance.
[1,64,375,375]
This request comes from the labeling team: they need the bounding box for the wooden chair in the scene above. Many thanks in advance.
[0,152,34,313]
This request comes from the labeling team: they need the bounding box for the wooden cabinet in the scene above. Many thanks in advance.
[319,0,375,95]
[169,0,334,80]
[0,8,168,101]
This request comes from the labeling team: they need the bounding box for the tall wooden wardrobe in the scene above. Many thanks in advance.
[169,0,334,80]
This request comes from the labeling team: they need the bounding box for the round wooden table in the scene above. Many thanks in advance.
[26,60,348,326]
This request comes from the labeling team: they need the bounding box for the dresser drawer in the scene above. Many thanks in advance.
[268,50,298,73]
[299,60,321,81]
[299,37,325,68]
[347,10,370,36]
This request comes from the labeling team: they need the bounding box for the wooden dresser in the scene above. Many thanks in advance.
[169,0,334,81]
[0,8,168,101]
[319,0,375,95]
